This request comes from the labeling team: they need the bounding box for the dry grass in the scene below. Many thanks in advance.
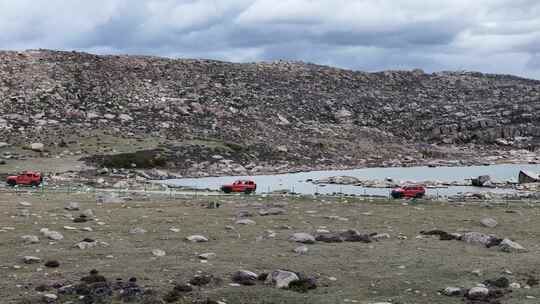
[1,190,540,304]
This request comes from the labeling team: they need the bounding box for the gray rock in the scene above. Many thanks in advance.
[187,235,209,242]
[75,240,98,250]
[258,208,286,216]
[294,245,308,254]
[21,235,39,244]
[372,233,391,241]
[499,239,526,252]
[16,209,30,217]
[81,209,94,218]
[198,252,216,260]
[289,232,316,244]
[42,293,58,303]
[232,270,258,285]
[235,219,256,225]
[265,270,299,288]
[96,194,124,204]
[18,201,32,207]
[23,256,41,264]
[461,232,497,246]
[30,142,44,152]
[152,249,166,257]
[40,228,64,241]
[443,287,462,296]
[129,227,147,235]
[64,202,80,211]
[480,217,498,228]
[467,286,489,299]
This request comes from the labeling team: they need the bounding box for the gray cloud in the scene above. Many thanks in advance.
[0,0,539,79]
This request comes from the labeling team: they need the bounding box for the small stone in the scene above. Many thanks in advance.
[232,270,258,285]
[152,249,166,257]
[42,293,58,303]
[443,287,462,296]
[169,227,180,233]
[40,228,64,241]
[21,235,40,244]
[19,201,32,207]
[294,246,308,254]
[63,226,77,230]
[468,287,489,299]
[75,240,98,249]
[258,208,286,216]
[198,253,216,260]
[45,260,60,268]
[23,256,41,264]
[289,233,316,244]
[64,202,80,211]
[480,217,498,228]
[510,282,521,289]
[372,233,391,241]
[187,235,208,242]
[81,209,94,218]
[129,227,147,235]
[499,239,526,252]
[235,219,256,225]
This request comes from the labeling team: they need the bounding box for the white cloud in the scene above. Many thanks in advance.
[0,0,539,79]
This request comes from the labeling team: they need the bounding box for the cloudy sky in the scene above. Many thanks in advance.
[1,0,540,79]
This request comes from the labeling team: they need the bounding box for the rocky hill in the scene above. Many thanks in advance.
[1,49,540,176]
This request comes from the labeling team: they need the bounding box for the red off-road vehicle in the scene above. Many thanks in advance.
[221,180,257,194]
[6,171,43,187]
[391,185,426,199]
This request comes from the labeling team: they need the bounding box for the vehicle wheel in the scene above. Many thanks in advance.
[7,180,16,187]
[244,189,252,194]
[415,193,424,198]
[222,188,232,194]
[31,182,39,187]
[391,193,402,199]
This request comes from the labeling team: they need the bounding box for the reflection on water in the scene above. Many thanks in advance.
[163,164,540,196]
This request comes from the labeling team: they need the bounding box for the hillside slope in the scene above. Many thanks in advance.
[1,49,539,176]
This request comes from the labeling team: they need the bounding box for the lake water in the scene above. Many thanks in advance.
[162,164,540,197]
